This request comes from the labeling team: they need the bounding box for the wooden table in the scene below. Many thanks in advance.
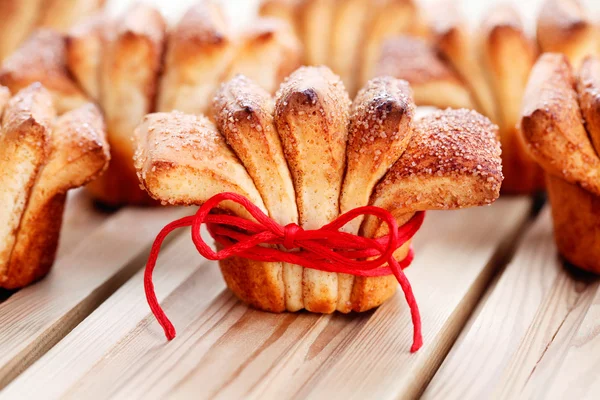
[1,190,597,399]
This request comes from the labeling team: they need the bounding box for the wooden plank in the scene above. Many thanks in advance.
[1,198,531,399]
[56,190,111,258]
[539,285,600,399]
[0,205,189,390]
[423,207,599,400]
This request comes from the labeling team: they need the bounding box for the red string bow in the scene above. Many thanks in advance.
[144,192,426,352]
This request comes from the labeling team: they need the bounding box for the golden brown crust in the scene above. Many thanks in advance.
[480,4,544,194]
[341,77,415,233]
[65,13,106,100]
[546,174,600,273]
[225,18,302,94]
[213,75,298,310]
[337,76,414,312]
[157,1,234,114]
[134,111,286,308]
[218,250,286,313]
[134,112,266,215]
[0,0,44,61]
[375,36,475,110]
[363,108,502,236]
[536,0,599,70]
[90,4,166,207]
[520,53,600,196]
[37,0,104,31]
[430,0,498,122]
[0,29,89,114]
[577,56,600,157]
[3,103,109,289]
[274,66,350,313]
[213,75,298,228]
[0,84,54,285]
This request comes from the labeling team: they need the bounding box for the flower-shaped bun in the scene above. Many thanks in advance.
[520,53,600,273]
[135,66,502,313]
[0,83,109,289]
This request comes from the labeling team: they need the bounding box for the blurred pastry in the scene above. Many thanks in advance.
[0,29,89,114]
[480,4,544,194]
[37,0,105,31]
[375,36,475,110]
[0,83,109,289]
[359,0,424,86]
[65,14,106,100]
[537,0,599,70]
[430,0,498,122]
[224,18,302,95]
[329,0,370,96]
[157,1,235,115]
[520,53,600,273]
[0,0,104,61]
[86,4,167,207]
[135,66,503,313]
[299,0,335,66]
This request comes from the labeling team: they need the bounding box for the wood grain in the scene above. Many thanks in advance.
[1,198,531,400]
[423,207,599,400]
[539,284,600,399]
[57,189,111,258]
[0,205,188,391]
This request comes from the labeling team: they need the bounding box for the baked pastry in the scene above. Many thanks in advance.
[429,0,498,122]
[520,53,600,273]
[0,83,109,289]
[60,2,302,207]
[259,0,425,97]
[536,0,600,70]
[134,66,503,312]
[480,4,544,194]
[0,0,104,61]
[0,29,89,115]
[375,36,475,110]
[84,3,167,207]
[224,18,302,95]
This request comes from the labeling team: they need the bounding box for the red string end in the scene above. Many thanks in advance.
[143,192,426,352]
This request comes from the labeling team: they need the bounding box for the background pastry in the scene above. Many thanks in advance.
[520,53,600,273]
[0,83,109,289]
[57,2,303,206]
[0,0,104,62]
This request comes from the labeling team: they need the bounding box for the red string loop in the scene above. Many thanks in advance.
[144,192,426,352]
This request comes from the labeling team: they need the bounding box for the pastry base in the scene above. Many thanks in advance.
[218,240,411,313]
[546,174,600,274]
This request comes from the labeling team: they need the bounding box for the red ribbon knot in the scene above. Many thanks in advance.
[144,192,426,352]
[283,223,302,250]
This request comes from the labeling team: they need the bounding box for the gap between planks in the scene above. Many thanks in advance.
[1,198,533,400]
[424,206,600,400]
[0,194,190,391]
